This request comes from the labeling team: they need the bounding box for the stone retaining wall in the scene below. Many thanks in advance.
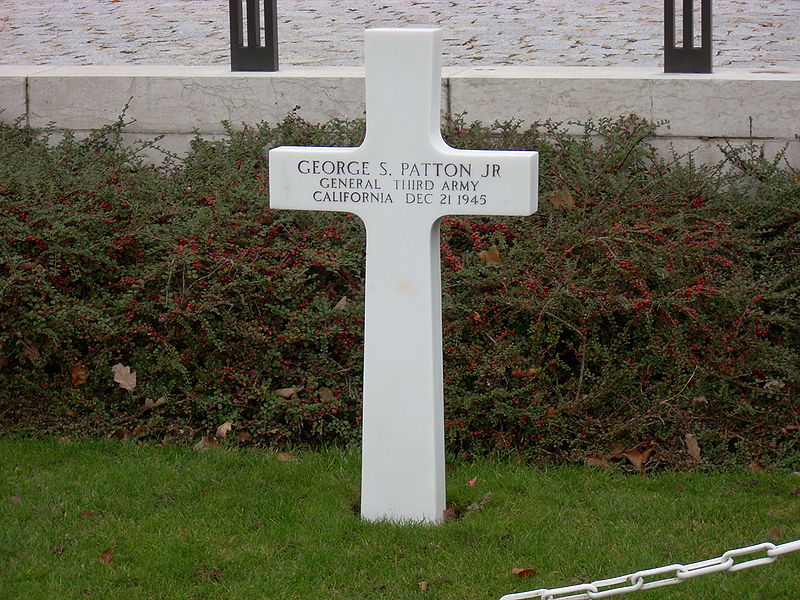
[1,65,798,164]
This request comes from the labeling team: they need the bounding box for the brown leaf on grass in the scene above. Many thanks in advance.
[64,409,76,418]
[318,386,335,403]
[586,455,611,468]
[767,526,781,541]
[81,510,100,520]
[512,568,538,578]
[549,185,576,209]
[196,566,222,581]
[466,493,493,515]
[623,447,655,471]
[442,506,458,522]
[478,245,502,265]
[215,421,233,440]
[334,296,348,311]
[274,387,301,398]
[111,363,136,391]
[109,428,126,441]
[70,364,89,386]
[193,435,219,452]
[418,580,429,591]
[99,547,114,564]
[140,396,166,413]
[277,452,298,462]
[51,540,68,555]
[11,495,21,505]
[685,433,702,462]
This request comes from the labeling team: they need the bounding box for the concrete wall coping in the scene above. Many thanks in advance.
[2,64,798,81]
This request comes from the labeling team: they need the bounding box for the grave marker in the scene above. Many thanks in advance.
[268,28,538,523]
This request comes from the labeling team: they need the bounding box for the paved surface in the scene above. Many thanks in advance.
[0,0,798,69]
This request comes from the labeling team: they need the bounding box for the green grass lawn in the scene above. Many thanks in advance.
[2,438,798,599]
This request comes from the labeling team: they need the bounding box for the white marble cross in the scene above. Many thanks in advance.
[268,28,538,523]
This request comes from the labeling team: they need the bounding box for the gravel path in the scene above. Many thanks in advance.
[0,0,798,69]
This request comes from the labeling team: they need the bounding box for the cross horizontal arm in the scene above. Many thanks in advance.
[268,145,537,218]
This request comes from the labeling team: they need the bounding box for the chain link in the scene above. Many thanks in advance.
[499,539,800,600]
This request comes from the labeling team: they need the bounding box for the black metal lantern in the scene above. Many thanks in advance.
[230,0,278,71]
[665,0,712,73]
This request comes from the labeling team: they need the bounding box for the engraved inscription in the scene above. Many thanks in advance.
[293,159,503,206]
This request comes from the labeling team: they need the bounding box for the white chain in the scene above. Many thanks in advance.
[500,539,800,600]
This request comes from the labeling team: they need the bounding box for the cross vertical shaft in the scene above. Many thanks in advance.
[362,28,444,151]
[358,28,448,523]
[359,210,445,522]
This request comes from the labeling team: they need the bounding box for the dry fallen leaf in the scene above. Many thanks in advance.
[234,430,254,444]
[11,496,21,505]
[512,568,538,578]
[109,428,126,441]
[215,421,233,440]
[70,364,89,387]
[51,540,67,555]
[513,367,538,377]
[277,452,298,462]
[274,387,300,398]
[478,245,503,264]
[442,506,458,522]
[623,447,655,472]
[586,455,611,468]
[334,296,348,311]
[196,566,222,581]
[685,433,702,462]
[99,547,114,564]
[21,342,40,364]
[549,185,576,209]
[111,363,136,391]
[140,396,166,413]
[418,581,429,591]
[466,492,493,515]
[764,380,786,393]
[193,435,219,452]
[81,510,100,520]
[318,386,335,403]
[767,526,781,541]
